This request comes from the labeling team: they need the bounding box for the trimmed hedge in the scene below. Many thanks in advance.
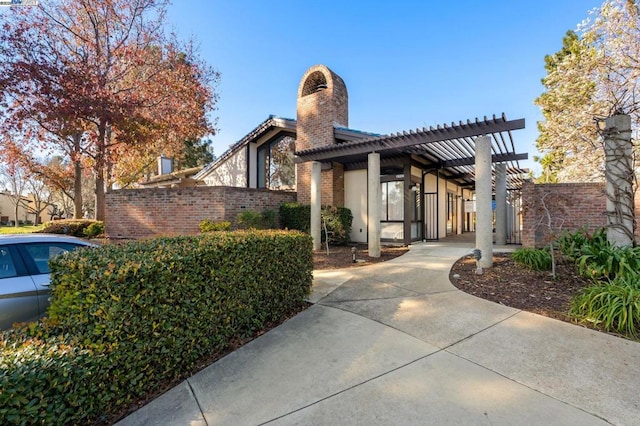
[280,203,353,245]
[38,219,102,237]
[199,219,231,232]
[280,202,310,232]
[0,230,313,425]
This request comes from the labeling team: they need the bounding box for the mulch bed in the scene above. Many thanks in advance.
[450,253,591,322]
[313,244,409,270]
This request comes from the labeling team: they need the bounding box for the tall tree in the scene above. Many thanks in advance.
[178,139,215,169]
[535,30,604,182]
[0,0,218,220]
[535,0,640,182]
[0,145,29,227]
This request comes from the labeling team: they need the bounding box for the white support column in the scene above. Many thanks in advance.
[475,136,493,268]
[495,163,507,246]
[368,153,381,258]
[310,161,322,251]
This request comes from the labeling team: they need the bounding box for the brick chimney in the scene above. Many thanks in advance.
[296,65,348,206]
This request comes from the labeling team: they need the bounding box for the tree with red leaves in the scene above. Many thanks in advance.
[0,0,218,220]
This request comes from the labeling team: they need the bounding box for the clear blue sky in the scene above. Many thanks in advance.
[167,1,603,173]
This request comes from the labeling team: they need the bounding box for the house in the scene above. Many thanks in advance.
[138,162,204,189]
[195,64,528,248]
[0,192,47,225]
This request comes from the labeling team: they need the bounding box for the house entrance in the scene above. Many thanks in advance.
[446,192,457,235]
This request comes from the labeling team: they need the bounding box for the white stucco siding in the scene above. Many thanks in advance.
[203,148,247,187]
[344,170,367,243]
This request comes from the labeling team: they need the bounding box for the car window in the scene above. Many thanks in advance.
[0,246,17,279]
[22,243,84,274]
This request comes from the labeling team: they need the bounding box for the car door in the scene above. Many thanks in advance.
[0,245,39,330]
[18,242,87,319]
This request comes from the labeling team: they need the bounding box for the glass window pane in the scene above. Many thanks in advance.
[269,136,296,190]
[388,181,403,220]
[257,148,267,188]
[23,243,79,274]
[0,246,17,279]
[380,182,388,220]
[381,222,403,240]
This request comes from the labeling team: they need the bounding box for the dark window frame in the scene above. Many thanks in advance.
[256,132,296,190]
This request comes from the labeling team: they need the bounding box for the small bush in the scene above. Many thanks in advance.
[1,230,313,424]
[557,228,592,259]
[512,247,552,271]
[83,221,105,238]
[577,245,640,281]
[321,206,353,245]
[237,209,275,229]
[39,219,98,237]
[199,219,231,232]
[570,276,640,338]
[280,202,310,232]
[280,203,353,245]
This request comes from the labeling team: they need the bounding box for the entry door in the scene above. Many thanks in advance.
[447,192,457,235]
[424,192,438,240]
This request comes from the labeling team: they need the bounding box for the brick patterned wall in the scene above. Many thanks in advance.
[105,186,296,239]
[296,65,348,206]
[521,181,640,247]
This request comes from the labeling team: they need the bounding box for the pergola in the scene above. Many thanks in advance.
[295,113,528,267]
[296,113,527,190]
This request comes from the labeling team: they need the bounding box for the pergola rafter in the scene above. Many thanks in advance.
[295,113,528,189]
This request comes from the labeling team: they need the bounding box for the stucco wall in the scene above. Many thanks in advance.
[105,186,296,239]
[203,148,247,187]
[344,170,368,243]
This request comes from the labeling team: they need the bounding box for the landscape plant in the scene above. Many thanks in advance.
[511,247,552,271]
[557,227,596,260]
[199,219,231,232]
[557,228,640,338]
[279,203,353,245]
[236,209,275,229]
[38,219,101,237]
[570,276,640,338]
[0,230,313,424]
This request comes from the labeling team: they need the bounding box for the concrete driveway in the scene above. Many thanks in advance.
[117,242,640,425]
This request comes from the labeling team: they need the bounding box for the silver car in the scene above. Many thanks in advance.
[0,234,95,330]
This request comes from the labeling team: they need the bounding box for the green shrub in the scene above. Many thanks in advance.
[39,219,98,237]
[237,209,275,229]
[199,219,231,232]
[83,221,105,238]
[511,247,552,271]
[321,206,353,245]
[557,228,592,259]
[577,244,640,281]
[1,230,312,424]
[280,202,310,232]
[570,276,640,338]
[280,203,353,245]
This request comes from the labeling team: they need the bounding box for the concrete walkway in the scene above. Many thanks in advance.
[117,242,640,426]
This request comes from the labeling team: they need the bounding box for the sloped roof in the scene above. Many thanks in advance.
[194,115,383,180]
[195,115,296,180]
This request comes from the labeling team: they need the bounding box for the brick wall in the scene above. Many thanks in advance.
[521,181,640,247]
[105,186,296,239]
[295,65,347,206]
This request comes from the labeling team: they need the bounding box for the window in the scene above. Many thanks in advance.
[257,134,296,190]
[0,246,17,279]
[381,181,403,221]
[22,243,83,274]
